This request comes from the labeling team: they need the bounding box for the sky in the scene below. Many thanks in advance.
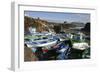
[24,11,90,23]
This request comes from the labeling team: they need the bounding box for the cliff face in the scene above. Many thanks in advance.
[82,22,90,32]
[24,16,49,33]
[81,22,90,32]
[81,22,90,35]
[24,16,86,34]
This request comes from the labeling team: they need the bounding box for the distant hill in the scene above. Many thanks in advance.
[71,22,85,27]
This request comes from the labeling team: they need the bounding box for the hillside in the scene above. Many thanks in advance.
[24,16,85,34]
[24,16,48,33]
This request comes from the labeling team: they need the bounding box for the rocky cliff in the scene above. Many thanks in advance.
[24,16,84,34]
[24,16,49,33]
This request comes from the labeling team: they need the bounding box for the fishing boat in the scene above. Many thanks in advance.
[25,32,57,48]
